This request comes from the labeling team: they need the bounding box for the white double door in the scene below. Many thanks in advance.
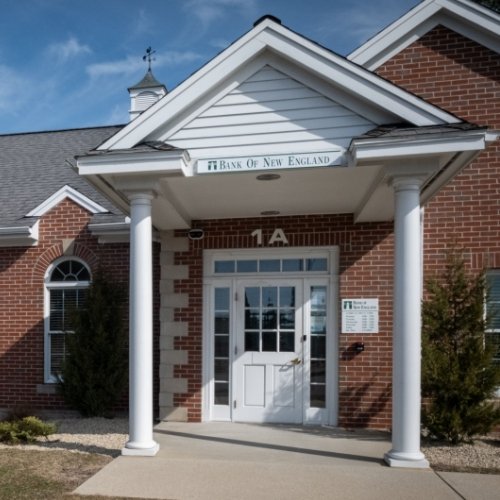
[233,279,304,423]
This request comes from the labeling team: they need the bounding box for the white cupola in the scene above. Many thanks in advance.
[128,66,167,121]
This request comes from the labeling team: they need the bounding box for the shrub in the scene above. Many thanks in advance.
[421,251,500,444]
[59,268,127,417]
[0,417,56,444]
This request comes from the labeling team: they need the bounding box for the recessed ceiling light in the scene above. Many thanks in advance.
[256,173,281,181]
[260,210,280,216]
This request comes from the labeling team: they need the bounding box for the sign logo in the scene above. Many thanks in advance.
[197,151,344,175]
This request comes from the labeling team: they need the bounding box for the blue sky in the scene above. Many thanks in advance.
[0,0,420,134]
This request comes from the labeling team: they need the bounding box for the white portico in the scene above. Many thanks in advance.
[77,16,494,466]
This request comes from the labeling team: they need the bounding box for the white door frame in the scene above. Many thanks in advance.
[202,246,339,425]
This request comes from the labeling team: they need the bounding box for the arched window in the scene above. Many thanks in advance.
[44,258,91,382]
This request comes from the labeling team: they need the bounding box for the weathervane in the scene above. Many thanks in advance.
[143,46,156,71]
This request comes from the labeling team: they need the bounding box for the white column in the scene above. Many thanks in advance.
[384,177,429,468]
[122,192,159,456]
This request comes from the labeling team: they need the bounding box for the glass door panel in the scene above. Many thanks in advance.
[309,286,327,408]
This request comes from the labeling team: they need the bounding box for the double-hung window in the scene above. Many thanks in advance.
[486,270,500,366]
[44,259,90,382]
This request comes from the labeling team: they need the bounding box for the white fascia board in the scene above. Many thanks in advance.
[0,220,39,247]
[349,0,500,70]
[77,149,191,177]
[26,185,108,217]
[350,130,487,163]
[99,17,459,152]
[88,220,130,244]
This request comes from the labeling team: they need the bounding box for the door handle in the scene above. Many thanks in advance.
[290,357,301,365]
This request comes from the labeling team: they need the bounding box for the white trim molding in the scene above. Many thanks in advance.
[88,219,131,244]
[26,185,108,217]
[0,221,39,247]
[349,0,500,70]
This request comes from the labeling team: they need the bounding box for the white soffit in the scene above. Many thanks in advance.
[349,0,500,70]
[26,185,108,217]
[98,16,461,152]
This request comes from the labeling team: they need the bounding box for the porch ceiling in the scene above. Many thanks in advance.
[156,165,381,228]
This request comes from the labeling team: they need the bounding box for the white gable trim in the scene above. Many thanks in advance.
[26,185,108,217]
[349,0,500,70]
[99,17,460,152]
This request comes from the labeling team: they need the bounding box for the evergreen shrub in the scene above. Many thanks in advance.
[421,251,500,444]
[59,268,127,417]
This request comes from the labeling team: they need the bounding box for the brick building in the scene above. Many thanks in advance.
[0,0,498,467]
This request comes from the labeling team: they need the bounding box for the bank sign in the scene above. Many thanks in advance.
[341,299,379,334]
[197,151,343,174]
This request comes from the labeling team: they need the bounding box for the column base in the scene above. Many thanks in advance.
[384,450,429,468]
[122,441,160,457]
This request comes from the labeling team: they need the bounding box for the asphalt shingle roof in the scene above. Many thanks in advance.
[0,126,125,228]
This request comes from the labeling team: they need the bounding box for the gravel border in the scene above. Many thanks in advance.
[0,418,128,457]
[0,418,498,472]
[422,436,500,474]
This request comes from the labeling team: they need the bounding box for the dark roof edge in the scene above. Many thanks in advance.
[0,124,125,139]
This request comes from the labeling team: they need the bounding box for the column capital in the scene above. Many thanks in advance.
[388,175,424,192]
[126,190,156,203]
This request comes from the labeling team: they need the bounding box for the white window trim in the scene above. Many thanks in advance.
[486,269,500,333]
[43,257,91,383]
[485,269,500,397]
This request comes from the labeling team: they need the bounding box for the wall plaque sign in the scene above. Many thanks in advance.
[341,299,379,334]
[197,151,344,174]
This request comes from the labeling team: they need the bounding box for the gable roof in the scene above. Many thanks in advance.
[76,14,496,228]
[0,126,124,234]
[97,15,461,153]
[348,0,500,70]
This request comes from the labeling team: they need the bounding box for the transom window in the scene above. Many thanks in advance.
[45,259,91,382]
[49,259,90,282]
[214,258,328,274]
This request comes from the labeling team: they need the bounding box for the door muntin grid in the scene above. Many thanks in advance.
[244,286,296,353]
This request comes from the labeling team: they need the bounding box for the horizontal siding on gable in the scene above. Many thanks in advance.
[199,96,340,117]
[174,115,370,140]
[215,86,321,106]
[167,65,375,158]
[168,126,369,149]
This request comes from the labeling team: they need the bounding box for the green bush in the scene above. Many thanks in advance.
[59,268,127,417]
[0,417,56,444]
[422,251,500,444]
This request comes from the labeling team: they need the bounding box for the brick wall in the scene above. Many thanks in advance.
[377,25,500,275]
[168,214,394,429]
[0,198,133,414]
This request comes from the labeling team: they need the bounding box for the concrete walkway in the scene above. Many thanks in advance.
[75,422,500,500]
